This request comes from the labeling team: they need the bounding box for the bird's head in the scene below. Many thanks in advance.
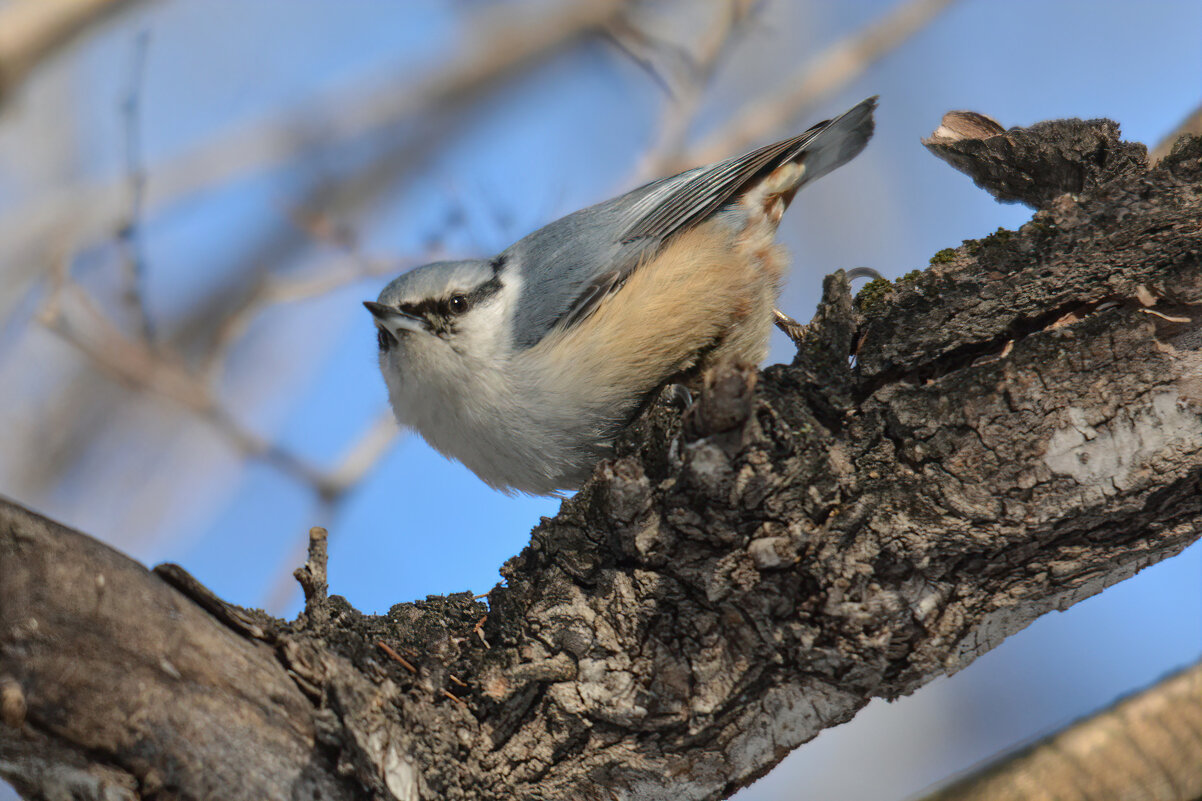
[365,258,514,381]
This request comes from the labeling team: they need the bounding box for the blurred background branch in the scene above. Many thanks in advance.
[1151,101,1202,163]
[921,660,1202,801]
[0,0,630,309]
[0,0,149,104]
[683,0,960,168]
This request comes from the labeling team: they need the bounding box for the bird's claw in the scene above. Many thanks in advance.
[664,383,693,410]
[773,308,806,346]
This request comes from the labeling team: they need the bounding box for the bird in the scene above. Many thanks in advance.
[365,96,876,495]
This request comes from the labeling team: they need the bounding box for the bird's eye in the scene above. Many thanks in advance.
[448,294,470,315]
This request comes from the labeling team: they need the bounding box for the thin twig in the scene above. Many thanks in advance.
[441,689,468,709]
[117,29,153,341]
[600,15,679,99]
[473,615,490,649]
[259,412,403,614]
[292,526,329,629]
[377,642,418,674]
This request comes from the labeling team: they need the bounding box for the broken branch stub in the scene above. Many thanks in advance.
[923,110,1149,209]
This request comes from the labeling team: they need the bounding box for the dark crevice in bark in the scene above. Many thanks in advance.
[857,295,1120,402]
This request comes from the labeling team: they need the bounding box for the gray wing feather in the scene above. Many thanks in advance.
[555,269,625,331]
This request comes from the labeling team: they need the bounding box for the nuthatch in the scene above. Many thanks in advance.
[365,97,876,495]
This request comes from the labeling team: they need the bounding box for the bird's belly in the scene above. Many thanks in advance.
[392,374,602,495]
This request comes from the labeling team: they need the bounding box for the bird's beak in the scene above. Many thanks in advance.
[363,301,427,333]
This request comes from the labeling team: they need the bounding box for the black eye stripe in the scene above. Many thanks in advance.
[466,276,503,305]
[396,276,504,322]
[398,298,441,318]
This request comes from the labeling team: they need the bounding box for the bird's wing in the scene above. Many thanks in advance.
[555,96,877,332]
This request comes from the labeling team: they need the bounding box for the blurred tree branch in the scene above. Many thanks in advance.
[682,0,960,168]
[0,0,150,105]
[919,659,1202,801]
[36,260,375,499]
[2,112,1200,800]
[1151,101,1202,164]
[0,0,631,322]
[627,0,961,181]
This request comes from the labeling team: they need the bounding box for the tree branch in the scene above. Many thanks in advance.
[2,114,1200,800]
[683,0,962,169]
[0,0,150,105]
[918,658,1202,800]
[0,0,630,314]
[0,499,353,800]
[1151,102,1202,165]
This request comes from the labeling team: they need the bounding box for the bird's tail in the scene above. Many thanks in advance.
[620,97,877,242]
[784,95,877,192]
[740,96,877,227]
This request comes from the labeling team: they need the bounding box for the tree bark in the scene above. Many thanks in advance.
[2,114,1200,801]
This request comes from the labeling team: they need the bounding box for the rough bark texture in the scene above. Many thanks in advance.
[2,114,1200,801]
